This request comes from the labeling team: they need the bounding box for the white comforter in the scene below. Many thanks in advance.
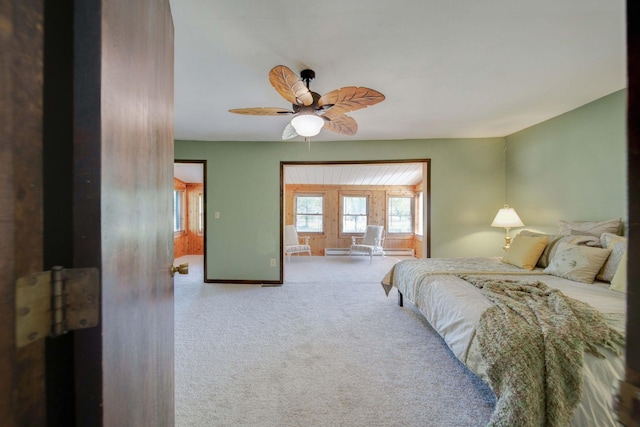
[383,257,626,427]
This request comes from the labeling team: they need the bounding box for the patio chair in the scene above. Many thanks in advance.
[284,225,311,262]
[350,225,385,263]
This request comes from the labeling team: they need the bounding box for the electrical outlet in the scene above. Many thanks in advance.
[270,258,277,267]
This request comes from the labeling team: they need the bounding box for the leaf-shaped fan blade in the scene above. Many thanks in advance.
[269,65,313,107]
[318,87,385,115]
[229,107,294,116]
[322,110,358,136]
[282,123,298,140]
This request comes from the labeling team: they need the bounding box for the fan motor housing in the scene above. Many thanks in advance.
[300,69,315,82]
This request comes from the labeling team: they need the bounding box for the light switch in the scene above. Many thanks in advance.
[215,211,220,219]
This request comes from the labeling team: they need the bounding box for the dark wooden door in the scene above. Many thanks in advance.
[0,0,175,425]
[0,1,48,425]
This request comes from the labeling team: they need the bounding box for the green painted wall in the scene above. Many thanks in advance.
[505,90,627,234]
[175,138,505,281]
[175,90,626,282]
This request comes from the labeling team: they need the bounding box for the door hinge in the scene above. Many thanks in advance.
[16,266,100,348]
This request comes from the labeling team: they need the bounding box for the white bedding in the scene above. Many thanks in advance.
[383,257,626,426]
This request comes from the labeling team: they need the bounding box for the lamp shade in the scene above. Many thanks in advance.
[491,205,524,228]
[291,114,325,137]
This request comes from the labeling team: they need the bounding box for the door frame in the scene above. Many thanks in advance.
[173,159,208,280]
[281,159,431,272]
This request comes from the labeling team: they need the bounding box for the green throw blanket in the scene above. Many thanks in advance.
[458,275,624,427]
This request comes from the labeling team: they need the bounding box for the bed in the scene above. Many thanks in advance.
[381,221,627,427]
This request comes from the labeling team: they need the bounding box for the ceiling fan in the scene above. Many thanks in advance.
[229,65,385,140]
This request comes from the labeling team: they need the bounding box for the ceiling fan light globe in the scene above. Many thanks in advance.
[291,114,324,137]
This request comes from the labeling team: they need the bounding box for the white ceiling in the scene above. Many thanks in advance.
[285,163,424,186]
[170,0,626,143]
[174,162,203,183]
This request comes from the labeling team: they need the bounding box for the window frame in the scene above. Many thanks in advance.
[415,191,424,236]
[294,193,324,234]
[173,189,186,234]
[387,195,414,235]
[340,194,369,235]
[196,191,204,235]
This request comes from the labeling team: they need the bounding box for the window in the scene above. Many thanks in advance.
[173,190,185,232]
[295,195,323,232]
[342,196,368,233]
[388,196,413,233]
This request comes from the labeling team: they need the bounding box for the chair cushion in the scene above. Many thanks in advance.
[286,244,310,253]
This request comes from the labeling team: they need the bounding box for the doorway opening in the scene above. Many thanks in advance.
[281,160,431,271]
[174,160,207,281]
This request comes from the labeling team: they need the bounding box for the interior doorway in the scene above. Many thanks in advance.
[281,160,430,269]
[173,160,207,280]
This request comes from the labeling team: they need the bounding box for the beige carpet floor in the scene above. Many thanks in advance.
[174,255,495,426]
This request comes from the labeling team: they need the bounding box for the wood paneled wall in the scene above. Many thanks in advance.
[174,178,204,257]
[285,184,420,256]
[186,183,204,254]
[414,181,426,258]
[414,235,425,258]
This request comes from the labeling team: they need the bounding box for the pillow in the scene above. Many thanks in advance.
[519,230,600,268]
[596,233,627,282]
[609,249,627,293]
[600,232,626,249]
[557,218,621,237]
[569,230,603,242]
[543,242,612,283]
[501,235,548,270]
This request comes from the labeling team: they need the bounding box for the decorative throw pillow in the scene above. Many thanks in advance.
[596,233,627,282]
[519,230,600,268]
[501,235,548,270]
[609,249,627,293]
[600,232,624,249]
[543,242,612,283]
[557,218,621,237]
